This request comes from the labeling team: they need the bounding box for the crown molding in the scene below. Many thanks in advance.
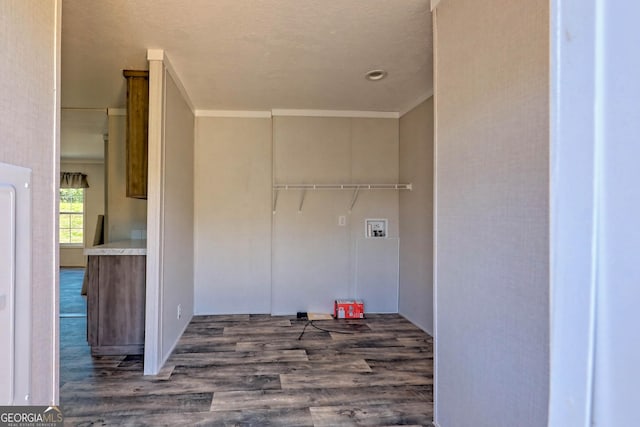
[107,108,126,116]
[399,90,434,117]
[271,109,399,119]
[195,110,272,118]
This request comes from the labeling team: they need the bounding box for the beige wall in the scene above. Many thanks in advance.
[59,161,105,267]
[399,98,434,334]
[0,0,60,404]
[194,117,272,314]
[433,0,549,425]
[160,70,195,356]
[194,115,400,315]
[273,116,399,314]
[106,114,147,242]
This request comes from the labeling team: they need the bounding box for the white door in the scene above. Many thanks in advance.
[0,162,32,404]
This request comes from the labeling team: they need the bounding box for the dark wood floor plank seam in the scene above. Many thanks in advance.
[210,385,433,412]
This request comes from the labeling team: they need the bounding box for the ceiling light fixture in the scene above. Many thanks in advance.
[365,69,387,81]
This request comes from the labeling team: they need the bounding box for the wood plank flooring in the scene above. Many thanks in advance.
[59,268,87,316]
[60,314,433,426]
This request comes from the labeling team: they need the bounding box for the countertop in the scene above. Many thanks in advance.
[84,239,147,256]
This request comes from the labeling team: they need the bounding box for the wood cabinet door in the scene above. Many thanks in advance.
[123,70,149,199]
[97,255,146,346]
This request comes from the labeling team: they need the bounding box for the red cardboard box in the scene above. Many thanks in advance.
[334,300,364,319]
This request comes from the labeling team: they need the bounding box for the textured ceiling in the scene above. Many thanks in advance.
[61,0,432,159]
[61,0,433,112]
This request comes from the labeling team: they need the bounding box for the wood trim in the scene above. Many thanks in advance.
[271,109,399,119]
[107,108,126,116]
[123,70,149,78]
[195,110,272,118]
[432,6,440,423]
[146,49,164,61]
[144,58,165,375]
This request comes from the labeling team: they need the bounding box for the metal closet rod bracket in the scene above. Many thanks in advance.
[271,183,412,213]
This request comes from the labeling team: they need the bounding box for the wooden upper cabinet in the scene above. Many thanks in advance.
[123,70,149,199]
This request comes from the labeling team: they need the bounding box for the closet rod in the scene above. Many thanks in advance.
[272,183,412,213]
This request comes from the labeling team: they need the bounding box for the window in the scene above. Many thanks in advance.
[59,188,84,245]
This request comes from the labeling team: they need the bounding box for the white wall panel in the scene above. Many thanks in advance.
[433,0,549,425]
[194,117,272,314]
[355,238,399,313]
[399,98,434,334]
[160,70,195,358]
[272,116,399,315]
[272,191,352,314]
[0,0,59,403]
[194,115,399,316]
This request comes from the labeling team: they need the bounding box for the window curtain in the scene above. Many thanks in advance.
[60,172,90,189]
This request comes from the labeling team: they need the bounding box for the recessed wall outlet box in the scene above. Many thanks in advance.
[365,218,388,238]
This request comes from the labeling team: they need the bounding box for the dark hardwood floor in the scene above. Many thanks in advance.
[60,274,433,426]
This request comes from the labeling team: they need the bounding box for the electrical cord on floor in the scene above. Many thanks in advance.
[310,321,355,335]
[297,320,356,340]
[297,321,311,340]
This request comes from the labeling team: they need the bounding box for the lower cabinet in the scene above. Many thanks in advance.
[86,255,146,355]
